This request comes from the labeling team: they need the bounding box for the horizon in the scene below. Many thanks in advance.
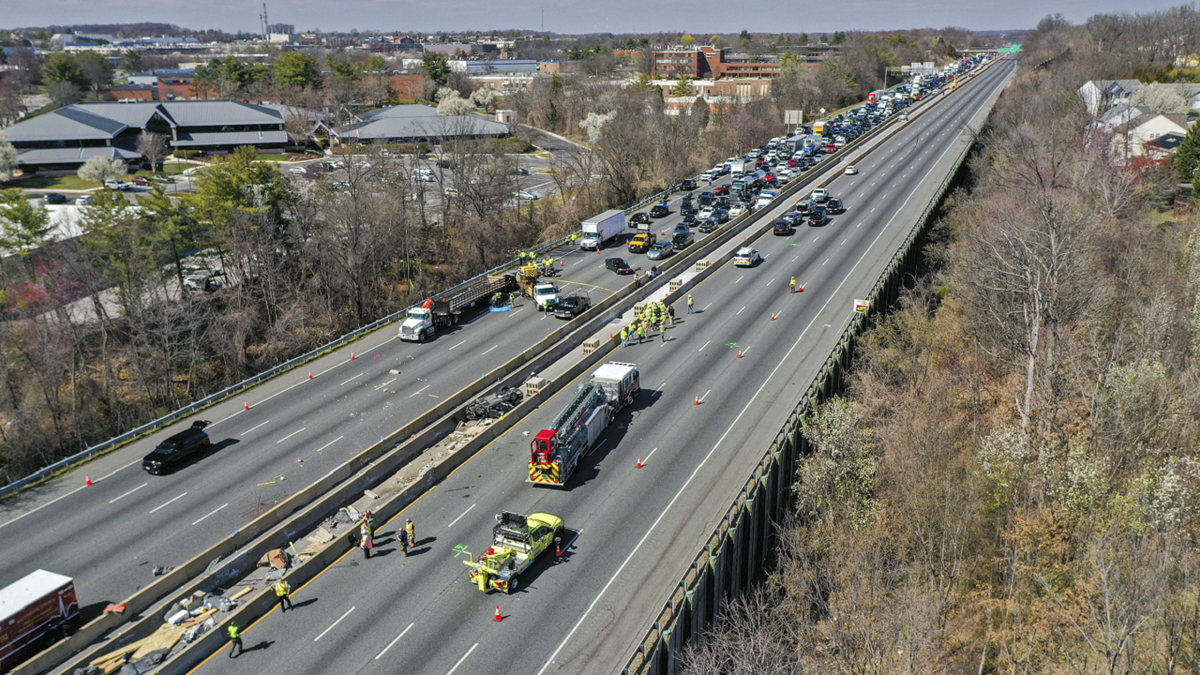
[0,0,1186,37]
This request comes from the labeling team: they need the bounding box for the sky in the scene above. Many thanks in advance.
[6,0,1194,35]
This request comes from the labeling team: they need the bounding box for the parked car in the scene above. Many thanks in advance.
[104,179,132,191]
[679,178,697,191]
[513,191,539,200]
[41,193,67,204]
[142,421,212,475]
[131,176,153,186]
[511,167,530,175]
[75,195,94,206]
[605,258,634,274]
[646,241,674,260]
[733,247,761,267]
[288,167,308,175]
[553,293,591,319]
[650,202,670,218]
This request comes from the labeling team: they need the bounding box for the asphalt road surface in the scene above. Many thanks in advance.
[183,59,1015,675]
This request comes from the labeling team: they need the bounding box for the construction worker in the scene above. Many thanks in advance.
[274,579,293,612]
[360,522,373,559]
[227,622,243,658]
[620,327,628,347]
[405,519,416,548]
[364,510,374,530]
[687,295,694,314]
[637,323,645,344]
[661,321,667,342]
[509,292,516,308]
[492,291,502,307]
[668,304,675,327]
[790,277,797,294]
[399,527,409,557]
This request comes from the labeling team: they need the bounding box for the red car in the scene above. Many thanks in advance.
[131,176,153,186]
[712,185,730,196]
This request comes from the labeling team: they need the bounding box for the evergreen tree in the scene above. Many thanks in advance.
[1174,120,1200,183]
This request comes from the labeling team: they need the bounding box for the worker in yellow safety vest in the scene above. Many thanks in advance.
[274,580,293,612]
[227,622,243,658]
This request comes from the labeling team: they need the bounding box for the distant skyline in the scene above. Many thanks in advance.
[5,0,1190,36]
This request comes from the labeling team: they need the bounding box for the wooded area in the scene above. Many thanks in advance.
[681,9,1200,675]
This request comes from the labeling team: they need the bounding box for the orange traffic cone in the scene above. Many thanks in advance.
[738,349,743,358]
[636,457,643,468]
[559,261,564,267]
[494,606,503,622]
[556,541,562,557]
[771,313,776,321]
[797,282,804,292]
[85,474,92,486]
[244,401,250,410]
[308,371,313,379]
[351,352,356,360]
[695,396,701,405]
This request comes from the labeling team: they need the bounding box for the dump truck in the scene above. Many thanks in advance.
[579,210,625,250]
[529,362,640,486]
[398,274,515,342]
[464,511,563,593]
[0,570,80,671]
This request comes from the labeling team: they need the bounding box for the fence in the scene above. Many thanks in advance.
[620,60,1001,675]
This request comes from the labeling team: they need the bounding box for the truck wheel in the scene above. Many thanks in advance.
[508,577,519,594]
[423,328,432,342]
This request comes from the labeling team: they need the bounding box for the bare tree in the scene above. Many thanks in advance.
[136,131,168,172]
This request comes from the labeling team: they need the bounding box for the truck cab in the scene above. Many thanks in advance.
[532,283,558,311]
[398,307,434,342]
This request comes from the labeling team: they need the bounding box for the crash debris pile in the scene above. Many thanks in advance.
[73,587,253,675]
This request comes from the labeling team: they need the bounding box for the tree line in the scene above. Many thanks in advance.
[679,9,1200,675]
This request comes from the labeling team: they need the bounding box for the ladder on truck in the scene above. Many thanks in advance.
[529,383,606,486]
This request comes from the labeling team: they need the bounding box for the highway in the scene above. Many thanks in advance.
[0,143,741,615]
[182,58,1016,675]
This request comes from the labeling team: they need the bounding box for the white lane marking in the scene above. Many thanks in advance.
[340,373,364,386]
[447,504,476,528]
[792,255,799,262]
[149,492,187,514]
[574,258,586,266]
[735,275,744,283]
[841,239,847,246]
[536,87,988,675]
[374,378,396,391]
[191,503,228,526]
[446,643,479,675]
[314,606,356,642]
[698,389,711,403]
[375,622,415,660]
[241,421,270,436]
[481,345,498,355]
[736,305,746,315]
[210,409,246,427]
[767,277,775,286]
[698,340,711,352]
[738,345,751,357]
[1,484,87,529]
[823,258,829,266]
[276,427,307,444]
[448,340,467,351]
[587,439,607,457]
[812,237,819,242]
[857,223,862,228]
[409,385,431,398]
[108,483,147,504]
[702,302,712,311]
[315,436,343,453]
[871,207,876,212]
[641,447,660,465]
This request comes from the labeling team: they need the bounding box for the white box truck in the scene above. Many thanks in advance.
[0,571,80,671]
[579,210,625,250]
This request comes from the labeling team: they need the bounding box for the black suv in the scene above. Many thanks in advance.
[679,178,697,191]
[772,216,793,236]
[808,207,829,226]
[650,203,670,218]
[827,197,844,214]
[143,421,212,474]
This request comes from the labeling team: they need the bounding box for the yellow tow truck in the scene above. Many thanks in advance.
[464,511,563,593]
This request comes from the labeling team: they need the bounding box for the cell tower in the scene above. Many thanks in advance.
[259,3,269,41]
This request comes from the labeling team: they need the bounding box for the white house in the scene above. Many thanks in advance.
[1079,79,1143,116]
[1111,112,1189,158]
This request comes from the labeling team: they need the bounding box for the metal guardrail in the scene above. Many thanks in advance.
[620,57,1004,675]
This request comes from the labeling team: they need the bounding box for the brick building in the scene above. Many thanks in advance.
[652,45,783,81]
